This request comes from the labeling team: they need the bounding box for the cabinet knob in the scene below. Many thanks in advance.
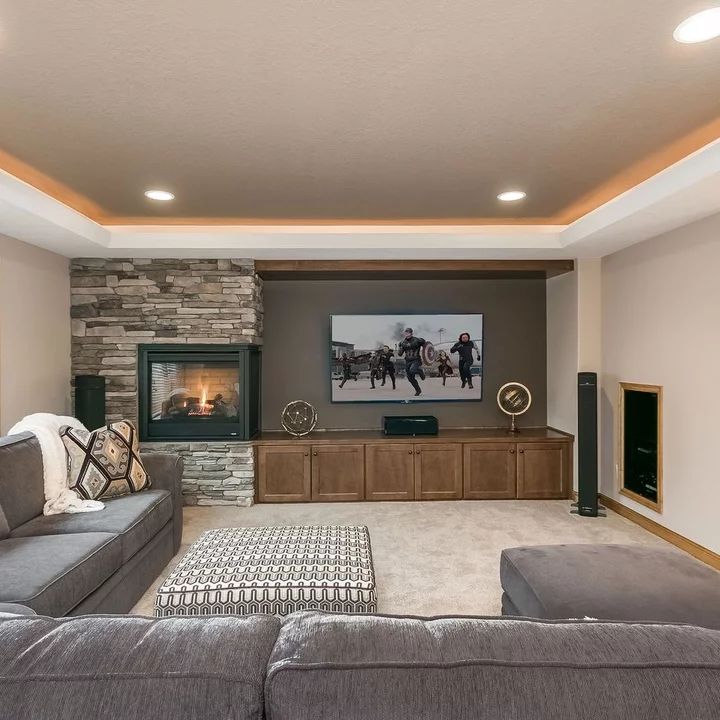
[415,449,420,454]
[509,449,515,454]
[304,452,309,456]
[313,451,318,456]
[519,449,525,454]
[408,449,413,454]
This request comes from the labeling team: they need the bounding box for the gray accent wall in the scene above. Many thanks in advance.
[262,279,547,430]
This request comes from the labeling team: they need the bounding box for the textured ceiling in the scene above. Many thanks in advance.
[0,0,718,221]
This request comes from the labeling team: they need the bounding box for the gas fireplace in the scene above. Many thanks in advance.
[138,344,261,442]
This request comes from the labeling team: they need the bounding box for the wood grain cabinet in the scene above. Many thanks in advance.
[255,429,573,503]
[311,444,365,502]
[257,444,311,503]
[414,443,463,500]
[516,442,569,499]
[463,443,517,499]
[366,444,415,501]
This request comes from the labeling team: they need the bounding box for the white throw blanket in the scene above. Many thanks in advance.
[8,413,105,516]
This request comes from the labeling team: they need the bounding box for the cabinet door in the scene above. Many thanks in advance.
[365,443,415,501]
[414,443,463,500]
[311,444,365,502]
[516,443,569,499]
[463,443,517,499]
[257,445,311,502]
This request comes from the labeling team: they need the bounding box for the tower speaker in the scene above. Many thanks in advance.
[574,372,604,517]
[74,375,106,431]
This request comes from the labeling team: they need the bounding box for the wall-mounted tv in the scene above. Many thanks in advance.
[331,314,484,403]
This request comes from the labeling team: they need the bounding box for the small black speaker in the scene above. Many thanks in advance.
[576,372,602,517]
[74,375,106,430]
[383,415,438,436]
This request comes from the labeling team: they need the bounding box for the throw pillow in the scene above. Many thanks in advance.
[61,420,151,501]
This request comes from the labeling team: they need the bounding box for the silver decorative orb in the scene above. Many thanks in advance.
[281,400,318,437]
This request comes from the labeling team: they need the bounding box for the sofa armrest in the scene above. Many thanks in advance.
[141,453,184,553]
[0,603,37,616]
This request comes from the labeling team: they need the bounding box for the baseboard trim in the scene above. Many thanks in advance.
[578,491,720,571]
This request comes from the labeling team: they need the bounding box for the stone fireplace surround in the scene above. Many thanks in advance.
[70,258,263,506]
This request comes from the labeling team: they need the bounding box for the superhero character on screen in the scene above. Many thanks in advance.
[437,350,453,386]
[369,351,383,389]
[450,332,481,389]
[398,328,427,396]
[379,345,396,389]
[338,353,356,388]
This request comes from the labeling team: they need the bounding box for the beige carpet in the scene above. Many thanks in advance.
[132,499,667,616]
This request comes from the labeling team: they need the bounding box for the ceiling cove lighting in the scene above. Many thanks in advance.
[144,189,175,201]
[673,7,720,43]
[497,190,526,202]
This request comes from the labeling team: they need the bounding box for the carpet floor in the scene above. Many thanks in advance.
[132,499,667,616]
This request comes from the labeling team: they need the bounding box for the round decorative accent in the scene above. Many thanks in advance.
[281,400,318,437]
[497,382,532,433]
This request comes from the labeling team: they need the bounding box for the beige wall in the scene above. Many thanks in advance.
[0,235,71,433]
[546,269,578,443]
[601,212,720,554]
[547,260,602,489]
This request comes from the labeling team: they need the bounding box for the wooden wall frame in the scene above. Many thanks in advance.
[618,382,663,513]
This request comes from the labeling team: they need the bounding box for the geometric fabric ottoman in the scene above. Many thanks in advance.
[500,543,720,630]
[155,525,377,617]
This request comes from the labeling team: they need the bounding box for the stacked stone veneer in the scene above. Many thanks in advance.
[70,258,263,506]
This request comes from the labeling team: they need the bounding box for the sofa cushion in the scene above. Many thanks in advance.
[0,532,121,616]
[11,489,172,563]
[0,433,45,534]
[0,614,282,720]
[500,543,720,629]
[266,611,720,720]
[61,421,150,501]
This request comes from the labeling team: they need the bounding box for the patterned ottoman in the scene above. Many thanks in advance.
[155,525,377,617]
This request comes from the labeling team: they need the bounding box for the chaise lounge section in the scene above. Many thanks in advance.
[500,543,720,630]
[0,432,183,616]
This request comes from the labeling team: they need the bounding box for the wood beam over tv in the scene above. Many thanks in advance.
[254,259,575,281]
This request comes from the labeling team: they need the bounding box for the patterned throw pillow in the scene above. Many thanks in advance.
[61,421,151,501]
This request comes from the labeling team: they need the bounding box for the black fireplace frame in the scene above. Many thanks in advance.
[137,344,261,442]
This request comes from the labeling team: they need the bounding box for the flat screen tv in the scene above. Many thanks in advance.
[331,314,484,403]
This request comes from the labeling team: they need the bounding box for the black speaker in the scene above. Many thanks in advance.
[383,415,438,436]
[74,375,106,431]
[575,372,603,517]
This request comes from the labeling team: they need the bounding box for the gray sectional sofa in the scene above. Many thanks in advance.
[0,432,183,616]
[0,610,719,719]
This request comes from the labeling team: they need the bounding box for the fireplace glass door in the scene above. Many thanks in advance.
[138,345,261,441]
[151,361,241,423]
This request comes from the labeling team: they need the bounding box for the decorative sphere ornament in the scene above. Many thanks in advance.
[281,400,318,437]
[497,382,532,434]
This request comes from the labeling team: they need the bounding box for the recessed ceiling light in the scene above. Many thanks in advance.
[673,7,720,43]
[144,189,175,201]
[497,190,527,202]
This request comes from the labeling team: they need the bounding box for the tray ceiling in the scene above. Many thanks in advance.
[0,0,718,223]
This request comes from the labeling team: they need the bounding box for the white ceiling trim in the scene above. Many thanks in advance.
[0,137,719,259]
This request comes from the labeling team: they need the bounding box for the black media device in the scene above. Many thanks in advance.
[383,415,439,436]
[573,372,605,517]
[74,375,106,431]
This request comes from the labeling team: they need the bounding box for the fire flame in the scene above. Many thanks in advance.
[188,386,212,416]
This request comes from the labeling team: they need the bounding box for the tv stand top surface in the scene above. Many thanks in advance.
[253,426,573,445]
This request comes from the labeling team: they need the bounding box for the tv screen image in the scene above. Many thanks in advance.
[330,314,484,403]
